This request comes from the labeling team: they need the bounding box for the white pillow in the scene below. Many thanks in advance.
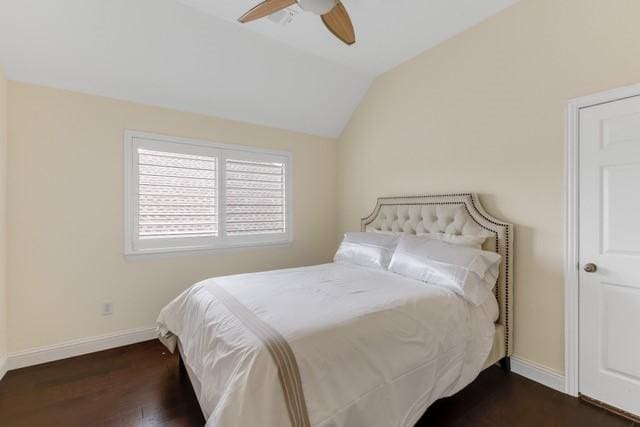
[334,232,400,270]
[417,232,486,249]
[372,229,486,249]
[388,235,501,305]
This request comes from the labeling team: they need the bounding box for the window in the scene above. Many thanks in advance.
[124,131,292,255]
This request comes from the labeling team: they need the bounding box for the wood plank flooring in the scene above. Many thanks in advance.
[0,340,634,426]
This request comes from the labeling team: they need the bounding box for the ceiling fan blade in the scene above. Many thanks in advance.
[321,2,355,45]
[238,0,297,23]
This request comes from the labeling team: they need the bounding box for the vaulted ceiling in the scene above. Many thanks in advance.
[0,0,516,137]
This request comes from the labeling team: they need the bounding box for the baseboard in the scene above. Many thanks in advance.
[0,354,7,381]
[7,326,157,371]
[2,328,568,396]
[511,356,566,393]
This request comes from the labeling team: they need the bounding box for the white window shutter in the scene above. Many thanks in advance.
[125,131,292,255]
[137,148,217,238]
[224,159,286,236]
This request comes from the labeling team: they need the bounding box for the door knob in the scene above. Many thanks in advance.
[583,263,597,273]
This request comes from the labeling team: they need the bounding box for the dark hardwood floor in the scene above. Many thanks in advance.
[0,340,634,426]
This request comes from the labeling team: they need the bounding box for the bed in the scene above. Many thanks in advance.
[157,193,514,427]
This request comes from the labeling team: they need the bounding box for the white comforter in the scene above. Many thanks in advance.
[157,262,497,427]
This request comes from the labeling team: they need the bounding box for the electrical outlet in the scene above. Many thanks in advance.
[102,301,113,316]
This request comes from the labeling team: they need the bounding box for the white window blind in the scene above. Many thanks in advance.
[138,149,217,238]
[125,131,292,256]
[225,159,286,236]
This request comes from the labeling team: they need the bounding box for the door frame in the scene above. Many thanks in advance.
[565,82,640,397]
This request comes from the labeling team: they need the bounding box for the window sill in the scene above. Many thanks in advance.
[124,240,294,260]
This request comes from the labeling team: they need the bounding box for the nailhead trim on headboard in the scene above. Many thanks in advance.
[360,193,514,358]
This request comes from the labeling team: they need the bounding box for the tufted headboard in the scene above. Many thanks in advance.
[361,193,514,359]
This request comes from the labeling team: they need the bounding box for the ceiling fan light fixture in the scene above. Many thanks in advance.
[269,8,298,26]
[237,0,355,45]
[296,0,337,15]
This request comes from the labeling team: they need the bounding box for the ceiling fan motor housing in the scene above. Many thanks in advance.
[296,0,338,15]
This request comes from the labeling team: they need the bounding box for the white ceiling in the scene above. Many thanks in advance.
[0,0,517,137]
[177,0,517,75]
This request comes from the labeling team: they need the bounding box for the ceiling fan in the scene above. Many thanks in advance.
[238,0,356,46]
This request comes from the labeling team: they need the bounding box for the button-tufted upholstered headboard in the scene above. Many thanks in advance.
[361,193,514,360]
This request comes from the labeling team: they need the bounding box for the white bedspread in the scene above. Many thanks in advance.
[157,262,497,427]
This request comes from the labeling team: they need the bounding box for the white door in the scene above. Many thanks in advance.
[579,95,640,417]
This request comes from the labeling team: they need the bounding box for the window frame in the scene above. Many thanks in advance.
[124,130,293,257]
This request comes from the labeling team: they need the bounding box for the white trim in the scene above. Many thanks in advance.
[0,354,7,381]
[125,241,294,260]
[6,326,156,371]
[565,82,640,398]
[124,130,293,158]
[565,98,581,397]
[511,356,566,394]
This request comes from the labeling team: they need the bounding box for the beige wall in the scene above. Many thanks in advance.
[338,0,640,372]
[7,82,338,352]
[0,67,7,363]
[6,0,640,373]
